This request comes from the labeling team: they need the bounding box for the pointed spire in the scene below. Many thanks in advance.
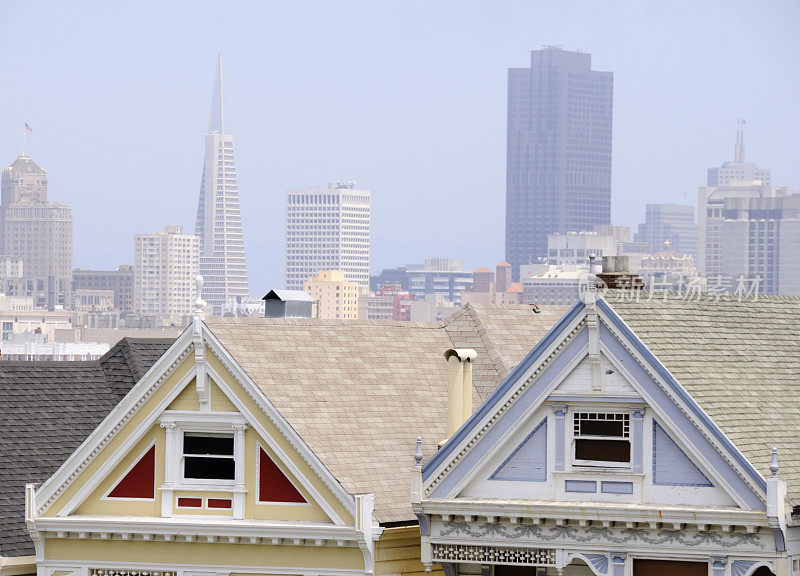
[208,52,231,134]
[735,118,745,163]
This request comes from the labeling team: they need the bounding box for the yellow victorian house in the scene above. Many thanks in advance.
[7,298,566,576]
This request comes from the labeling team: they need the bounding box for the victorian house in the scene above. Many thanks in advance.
[413,290,800,575]
[1,295,566,576]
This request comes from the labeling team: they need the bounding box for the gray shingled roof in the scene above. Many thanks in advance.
[0,338,173,557]
[605,292,800,504]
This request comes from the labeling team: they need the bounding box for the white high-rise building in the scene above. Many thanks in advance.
[133,226,199,317]
[285,182,371,290]
[698,124,793,286]
[194,53,249,314]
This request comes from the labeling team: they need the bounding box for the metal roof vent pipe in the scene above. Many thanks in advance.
[441,349,478,446]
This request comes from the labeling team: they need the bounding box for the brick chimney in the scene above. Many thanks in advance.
[596,256,645,290]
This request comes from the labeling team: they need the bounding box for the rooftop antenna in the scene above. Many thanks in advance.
[735,118,746,163]
[22,122,32,156]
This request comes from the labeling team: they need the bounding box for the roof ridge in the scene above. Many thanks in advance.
[461,305,512,398]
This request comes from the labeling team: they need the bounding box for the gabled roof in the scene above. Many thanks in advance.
[204,306,567,523]
[0,338,173,557]
[604,292,800,502]
[425,294,800,507]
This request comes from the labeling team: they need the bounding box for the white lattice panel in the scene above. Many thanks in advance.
[432,544,555,566]
[91,570,177,576]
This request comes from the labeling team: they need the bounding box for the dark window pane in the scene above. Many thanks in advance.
[633,560,708,576]
[184,456,235,479]
[184,434,233,455]
[580,419,624,437]
[575,439,630,462]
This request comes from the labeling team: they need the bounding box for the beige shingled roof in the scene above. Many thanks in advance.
[605,292,800,504]
[205,295,800,521]
[204,305,564,523]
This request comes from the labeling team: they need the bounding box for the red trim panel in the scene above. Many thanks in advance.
[177,497,202,508]
[207,498,232,509]
[258,448,307,503]
[108,445,155,499]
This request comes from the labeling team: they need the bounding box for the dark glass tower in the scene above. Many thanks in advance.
[505,47,613,279]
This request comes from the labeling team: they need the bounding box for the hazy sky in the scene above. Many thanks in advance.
[2,1,798,293]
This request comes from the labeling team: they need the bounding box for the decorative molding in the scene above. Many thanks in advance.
[437,521,764,549]
[424,319,586,496]
[91,570,176,576]
[731,560,757,576]
[585,554,609,575]
[44,559,364,576]
[36,340,194,515]
[34,515,360,546]
[431,543,555,566]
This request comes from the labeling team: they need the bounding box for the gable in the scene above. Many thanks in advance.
[36,326,356,527]
[653,421,713,487]
[489,417,547,482]
[423,298,765,512]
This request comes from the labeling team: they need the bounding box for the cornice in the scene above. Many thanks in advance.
[420,498,769,531]
[35,516,360,546]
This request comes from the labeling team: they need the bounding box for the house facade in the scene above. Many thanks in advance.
[9,300,568,576]
[414,290,800,575]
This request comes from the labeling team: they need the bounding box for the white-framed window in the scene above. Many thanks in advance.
[572,411,630,467]
[160,412,247,496]
[181,431,235,482]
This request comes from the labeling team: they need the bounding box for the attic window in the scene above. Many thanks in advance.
[573,412,630,465]
[183,433,235,480]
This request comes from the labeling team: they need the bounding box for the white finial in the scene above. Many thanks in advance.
[770,447,779,477]
[587,254,598,287]
[194,275,206,316]
[414,437,423,467]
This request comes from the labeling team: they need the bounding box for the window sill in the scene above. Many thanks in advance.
[161,483,247,493]
[555,470,644,479]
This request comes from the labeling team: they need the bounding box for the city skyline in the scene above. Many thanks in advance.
[1,2,798,294]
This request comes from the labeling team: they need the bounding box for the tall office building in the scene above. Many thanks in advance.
[194,53,249,314]
[285,182,371,290]
[718,195,800,294]
[505,47,614,280]
[0,155,72,309]
[698,126,792,281]
[633,204,698,258]
[133,226,199,316]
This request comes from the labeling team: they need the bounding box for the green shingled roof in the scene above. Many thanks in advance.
[605,292,800,504]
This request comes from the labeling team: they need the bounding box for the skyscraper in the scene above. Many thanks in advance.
[194,53,249,314]
[0,155,72,309]
[505,47,614,279]
[633,204,698,258]
[698,125,792,283]
[134,226,199,317]
[285,182,371,290]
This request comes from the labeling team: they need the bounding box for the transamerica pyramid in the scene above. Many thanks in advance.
[195,52,250,314]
